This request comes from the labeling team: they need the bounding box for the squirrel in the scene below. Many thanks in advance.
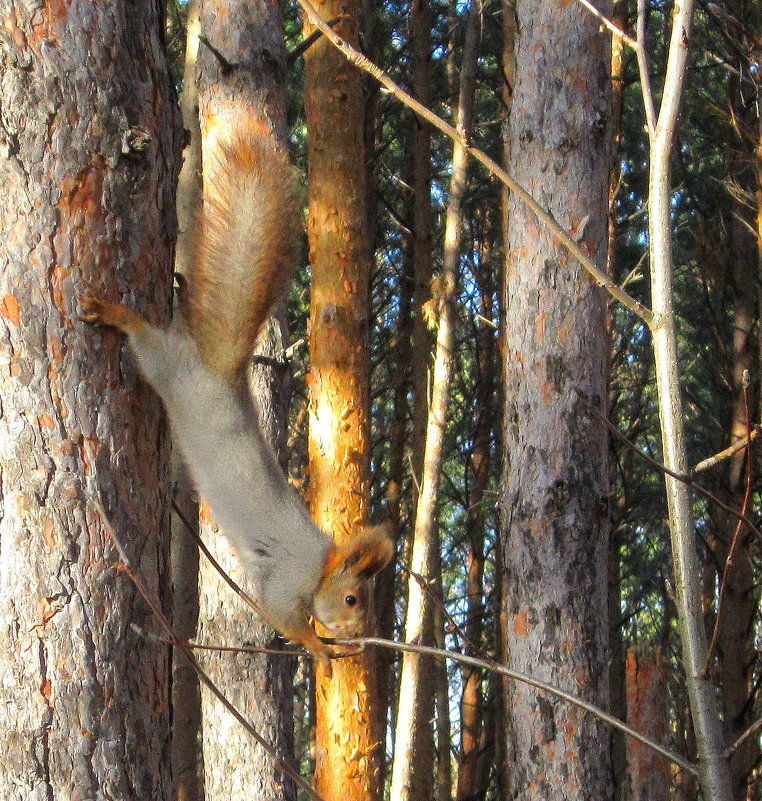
[81,116,394,669]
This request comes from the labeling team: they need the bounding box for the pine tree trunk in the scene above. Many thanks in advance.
[194,1,296,798]
[303,3,383,800]
[0,1,182,797]
[499,1,614,798]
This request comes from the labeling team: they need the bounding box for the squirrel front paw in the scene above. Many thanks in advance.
[80,294,145,334]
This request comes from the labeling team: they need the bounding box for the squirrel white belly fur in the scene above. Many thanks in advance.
[81,116,393,666]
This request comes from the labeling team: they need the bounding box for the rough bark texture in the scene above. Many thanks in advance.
[624,646,670,801]
[303,3,382,801]
[0,1,181,798]
[500,1,614,799]
[194,1,296,798]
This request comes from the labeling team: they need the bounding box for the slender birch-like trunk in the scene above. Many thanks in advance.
[391,6,480,801]
[642,2,732,798]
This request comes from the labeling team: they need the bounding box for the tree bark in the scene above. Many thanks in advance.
[624,646,671,801]
[0,0,182,798]
[194,1,296,798]
[500,1,614,798]
[303,2,383,800]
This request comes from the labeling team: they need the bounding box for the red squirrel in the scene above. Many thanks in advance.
[81,117,393,667]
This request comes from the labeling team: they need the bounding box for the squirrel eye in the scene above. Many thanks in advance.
[344,594,357,607]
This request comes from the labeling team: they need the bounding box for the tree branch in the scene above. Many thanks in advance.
[296,0,654,326]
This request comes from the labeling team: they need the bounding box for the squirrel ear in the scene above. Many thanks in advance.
[343,523,395,580]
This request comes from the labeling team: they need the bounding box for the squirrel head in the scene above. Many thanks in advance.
[312,524,395,637]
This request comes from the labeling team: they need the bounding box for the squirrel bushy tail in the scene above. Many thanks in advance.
[186,118,300,383]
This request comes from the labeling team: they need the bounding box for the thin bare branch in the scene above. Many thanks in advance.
[726,717,762,757]
[577,390,762,542]
[693,424,761,473]
[575,0,637,48]
[335,636,698,776]
[296,0,654,327]
[93,501,326,801]
[173,500,261,614]
[636,0,657,134]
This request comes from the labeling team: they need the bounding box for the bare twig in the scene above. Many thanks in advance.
[577,390,762,543]
[287,14,349,63]
[172,500,261,614]
[93,501,325,801]
[133,626,306,659]
[575,0,637,48]
[726,716,762,757]
[296,0,654,327]
[334,636,698,776]
[693,424,761,473]
[636,0,657,134]
[407,570,488,661]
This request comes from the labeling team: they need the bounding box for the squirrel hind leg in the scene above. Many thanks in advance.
[80,294,147,336]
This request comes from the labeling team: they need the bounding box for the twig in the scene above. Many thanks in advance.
[172,500,261,615]
[132,626,306,659]
[636,0,657,135]
[726,716,762,758]
[288,15,349,63]
[704,371,754,673]
[577,390,762,543]
[296,0,654,327]
[693,424,761,473]
[334,636,698,776]
[93,501,325,801]
[575,0,637,48]
[407,570,488,662]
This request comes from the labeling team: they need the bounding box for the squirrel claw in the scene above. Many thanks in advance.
[79,294,106,325]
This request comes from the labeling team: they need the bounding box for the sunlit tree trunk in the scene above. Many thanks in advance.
[194,1,296,798]
[303,3,383,801]
[0,0,181,797]
[499,0,614,798]
[391,6,480,801]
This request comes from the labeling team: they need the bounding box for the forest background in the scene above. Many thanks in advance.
[0,0,759,799]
